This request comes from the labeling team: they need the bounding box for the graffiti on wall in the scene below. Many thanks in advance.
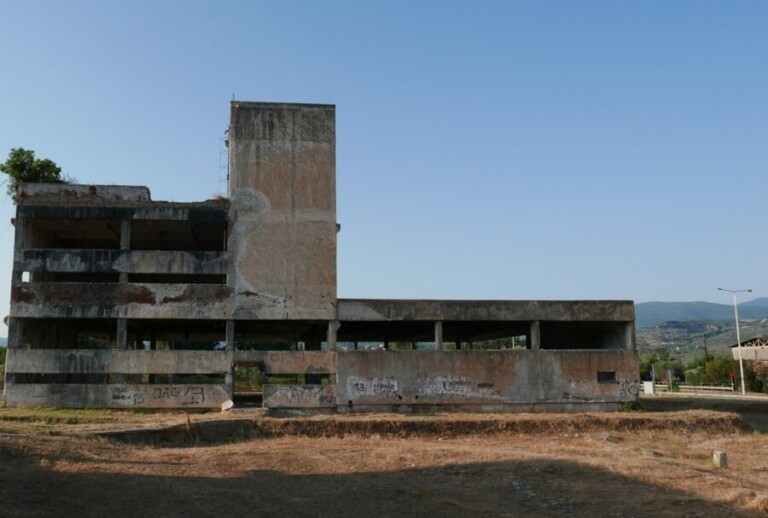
[618,380,639,398]
[110,385,207,407]
[417,376,502,400]
[264,385,335,406]
[346,376,399,399]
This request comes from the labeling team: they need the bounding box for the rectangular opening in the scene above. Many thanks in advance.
[336,321,531,351]
[540,322,629,350]
[15,318,118,349]
[25,219,122,249]
[127,273,226,285]
[234,320,328,352]
[597,371,617,383]
[127,319,226,351]
[130,220,227,251]
[32,272,120,283]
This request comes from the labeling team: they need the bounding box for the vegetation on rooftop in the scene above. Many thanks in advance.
[0,147,71,203]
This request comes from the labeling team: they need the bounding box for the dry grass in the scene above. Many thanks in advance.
[1,398,768,517]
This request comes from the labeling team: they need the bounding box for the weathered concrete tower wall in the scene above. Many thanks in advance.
[1,100,640,412]
[228,102,337,320]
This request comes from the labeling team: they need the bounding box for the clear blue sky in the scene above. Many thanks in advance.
[0,0,766,329]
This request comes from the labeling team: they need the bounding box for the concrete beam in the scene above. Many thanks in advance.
[262,384,336,408]
[4,383,229,409]
[12,281,335,320]
[233,350,267,364]
[16,250,228,275]
[11,282,233,320]
[17,184,151,204]
[264,351,336,374]
[337,299,635,323]
[17,203,229,222]
[4,349,233,374]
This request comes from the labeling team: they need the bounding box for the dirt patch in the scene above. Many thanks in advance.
[1,403,768,517]
[95,410,748,447]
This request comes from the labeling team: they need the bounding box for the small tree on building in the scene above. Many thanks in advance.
[0,147,69,203]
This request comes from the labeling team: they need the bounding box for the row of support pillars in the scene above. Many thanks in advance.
[320,320,544,351]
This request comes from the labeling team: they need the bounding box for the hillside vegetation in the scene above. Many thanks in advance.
[636,299,768,328]
[637,317,768,362]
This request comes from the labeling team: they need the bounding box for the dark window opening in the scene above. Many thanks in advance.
[234,320,328,351]
[130,220,227,252]
[597,371,617,383]
[32,272,120,283]
[25,219,122,250]
[128,273,226,285]
[15,318,118,349]
[540,322,629,350]
[127,319,226,351]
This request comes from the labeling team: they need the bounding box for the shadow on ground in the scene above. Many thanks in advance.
[0,437,762,518]
[641,395,768,432]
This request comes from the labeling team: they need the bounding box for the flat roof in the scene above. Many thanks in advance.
[337,299,634,322]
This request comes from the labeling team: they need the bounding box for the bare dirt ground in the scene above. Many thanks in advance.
[1,395,768,517]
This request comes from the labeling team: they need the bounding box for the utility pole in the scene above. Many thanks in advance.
[718,287,752,396]
[703,337,709,362]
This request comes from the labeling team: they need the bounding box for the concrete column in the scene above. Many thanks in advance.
[434,321,444,351]
[223,320,235,398]
[13,216,25,251]
[117,319,128,353]
[119,220,131,283]
[4,318,19,393]
[529,321,541,350]
[11,217,25,282]
[6,318,20,349]
[148,334,157,383]
[226,320,235,351]
[115,319,128,384]
[327,320,340,351]
[625,322,635,350]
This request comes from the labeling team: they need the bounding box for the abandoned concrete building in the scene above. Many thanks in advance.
[2,101,639,412]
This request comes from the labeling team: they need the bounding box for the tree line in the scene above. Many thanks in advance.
[640,350,768,393]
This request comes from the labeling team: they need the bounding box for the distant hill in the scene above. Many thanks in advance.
[742,297,768,308]
[636,316,768,361]
[636,300,768,328]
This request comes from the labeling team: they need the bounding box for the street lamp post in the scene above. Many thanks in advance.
[718,287,752,396]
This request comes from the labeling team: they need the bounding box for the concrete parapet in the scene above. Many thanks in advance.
[17,184,151,205]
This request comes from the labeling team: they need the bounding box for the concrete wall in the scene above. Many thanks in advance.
[4,384,229,409]
[228,102,337,320]
[257,350,639,413]
[3,349,232,408]
[337,350,639,412]
[17,184,151,205]
[5,349,232,374]
[337,299,634,322]
[2,102,640,412]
